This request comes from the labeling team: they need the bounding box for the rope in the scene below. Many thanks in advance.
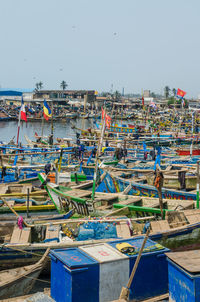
[21,274,51,284]
[0,244,51,259]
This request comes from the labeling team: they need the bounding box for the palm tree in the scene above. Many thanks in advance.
[172,88,176,97]
[60,81,68,90]
[35,83,40,91]
[38,81,43,90]
[164,86,170,98]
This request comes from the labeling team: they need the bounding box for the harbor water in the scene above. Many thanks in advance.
[0,118,94,144]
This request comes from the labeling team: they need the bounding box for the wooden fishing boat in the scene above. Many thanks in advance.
[146,172,197,190]
[0,248,50,299]
[176,148,200,156]
[2,207,200,270]
[96,170,197,200]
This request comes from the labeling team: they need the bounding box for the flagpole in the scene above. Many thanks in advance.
[41,114,44,138]
[50,101,54,146]
[91,109,106,201]
[16,107,21,146]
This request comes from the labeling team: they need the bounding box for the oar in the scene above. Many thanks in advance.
[119,227,151,301]
[1,197,33,228]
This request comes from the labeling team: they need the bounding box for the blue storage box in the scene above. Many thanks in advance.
[50,248,99,302]
[166,250,200,302]
[50,244,130,302]
[108,236,170,301]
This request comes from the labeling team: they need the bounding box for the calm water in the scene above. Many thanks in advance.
[0,118,94,144]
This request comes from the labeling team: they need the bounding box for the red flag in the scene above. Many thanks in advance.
[105,113,112,128]
[142,96,144,106]
[20,97,27,122]
[177,88,186,98]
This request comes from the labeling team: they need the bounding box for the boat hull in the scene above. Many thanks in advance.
[176,149,200,156]
[0,269,41,299]
[96,171,197,200]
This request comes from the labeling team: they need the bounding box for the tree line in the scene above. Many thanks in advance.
[35,81,68,91]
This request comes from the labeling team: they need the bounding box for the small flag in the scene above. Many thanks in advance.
[142,96,144,106]
[177,88,186,98]
[150,100,156,108]
[43,100,52,121]
[20,96,27,122]
[105,113,112,128]
[182,99,185,107]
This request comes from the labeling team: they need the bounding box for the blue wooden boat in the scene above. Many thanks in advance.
[96,171,197,201]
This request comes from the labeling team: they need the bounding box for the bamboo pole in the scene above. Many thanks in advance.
[91,112,106,201]
[1,197,32,228]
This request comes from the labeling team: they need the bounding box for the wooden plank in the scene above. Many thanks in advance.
[150,220,170,233]
[116,222,131,238]
[10,226,21,243]
[45,225,60,242]
[158,220,170,231]
[186,214,200,224]
[19,227,31,243]
[166,251,200,273]
[140,293,169,302]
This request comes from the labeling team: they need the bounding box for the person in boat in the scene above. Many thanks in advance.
[1,166,6,180]
[49,134,53,145]
[150,148,156,160]
[144,151,148,160]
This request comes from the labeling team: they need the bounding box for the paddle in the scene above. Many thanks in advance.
[119,227,151,301]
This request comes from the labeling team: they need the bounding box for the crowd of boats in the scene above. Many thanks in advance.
[1,107,200,301]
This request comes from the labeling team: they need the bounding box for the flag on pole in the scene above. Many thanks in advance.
[142,96,144,107]
[43,100,52,121]
[20,96,27,122]
[177,88,186,98]
[105,113,112,128]
[17,96,27,145]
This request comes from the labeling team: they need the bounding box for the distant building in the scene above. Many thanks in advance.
[33,90,96,105]
[189,99,200,109]
[143,90,151,98]
[144,97,154,104]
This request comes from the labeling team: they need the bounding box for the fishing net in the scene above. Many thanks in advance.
[77,221,117,241]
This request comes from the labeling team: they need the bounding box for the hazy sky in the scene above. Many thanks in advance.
[0,0,200,97]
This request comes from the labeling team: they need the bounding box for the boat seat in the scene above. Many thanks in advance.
[44,225,60,243]
[184,209,200,224]
[10,226,31,244]
[150,220,170,233]
[166,211,188,228]
[149,200,167,209]
[21,184,32,195]
[116,221,131,238]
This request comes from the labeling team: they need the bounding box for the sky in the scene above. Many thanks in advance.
[0,0,200,98]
